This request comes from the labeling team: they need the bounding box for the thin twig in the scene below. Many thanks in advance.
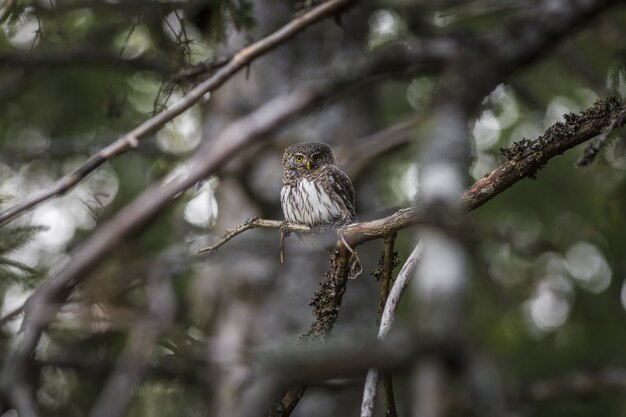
[361,243,422,417]
[197,218,310,254]
[577,105,626,166]
[0,0,354,227]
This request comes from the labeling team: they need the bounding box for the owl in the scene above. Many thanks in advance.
[281,142,356,228]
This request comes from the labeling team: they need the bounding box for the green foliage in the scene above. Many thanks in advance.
[0,224,44,286]
[205,0,256,42]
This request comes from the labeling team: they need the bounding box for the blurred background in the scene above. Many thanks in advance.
[1,0,626,416]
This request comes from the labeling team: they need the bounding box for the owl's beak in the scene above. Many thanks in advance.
[306,160,311,170]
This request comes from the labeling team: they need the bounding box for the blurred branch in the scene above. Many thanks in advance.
[0,304,23,327]
[0,0,16,23]
[37,354,202,386]
[339,114,422,177]
[0,48,172,73]
[89,253,177,417]
[525,368,626,401]
[361,242,422,417]
[0,0,356,227]
[245,332,462,417]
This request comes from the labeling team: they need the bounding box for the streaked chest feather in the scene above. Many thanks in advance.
[281,178,343,226]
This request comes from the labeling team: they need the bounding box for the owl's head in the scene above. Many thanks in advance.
[282,142,336,174]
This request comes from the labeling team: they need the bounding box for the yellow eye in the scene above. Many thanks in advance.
[313,154,321,162]
[295,155,304,163]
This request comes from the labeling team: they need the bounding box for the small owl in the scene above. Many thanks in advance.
[281,142,356,228]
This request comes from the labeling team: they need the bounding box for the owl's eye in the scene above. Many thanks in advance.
[312,154,321,162]
[295,155,304,163]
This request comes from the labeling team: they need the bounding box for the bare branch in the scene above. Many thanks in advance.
[0,0,354,227]
[197,218,311,254]
[361,242,422,417]
[525,368,626,402]
[577,104,626,166]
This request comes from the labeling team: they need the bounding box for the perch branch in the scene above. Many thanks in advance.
[0,0,354,227]
[206,96,626,259]
[197,218,311,254]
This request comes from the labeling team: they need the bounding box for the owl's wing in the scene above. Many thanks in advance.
[324,165,356,220]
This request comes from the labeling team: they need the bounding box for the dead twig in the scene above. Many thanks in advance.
[577,105,626,166]
[197,218,311,254]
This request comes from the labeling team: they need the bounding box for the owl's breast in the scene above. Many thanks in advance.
[281,178,345,227]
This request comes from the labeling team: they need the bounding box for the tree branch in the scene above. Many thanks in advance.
[525,368,626,402]
[361,242,422,417]
[197,218,311,254]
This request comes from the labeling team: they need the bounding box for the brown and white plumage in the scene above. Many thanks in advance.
[281,142,356,228]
